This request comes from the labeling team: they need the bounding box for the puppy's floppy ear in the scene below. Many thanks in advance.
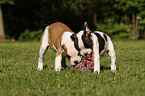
[70,33,81,51]
[84,22,91,37]
[70,33,77,40]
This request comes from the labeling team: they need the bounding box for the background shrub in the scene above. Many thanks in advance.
[18,29,43,41]
[97,23,128,38]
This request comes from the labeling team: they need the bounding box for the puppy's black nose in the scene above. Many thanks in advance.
[74,61,78,64]
[84,53,88,55]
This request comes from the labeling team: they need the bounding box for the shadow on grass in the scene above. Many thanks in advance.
[42,65,119,72]
[100,66,119,71]
[43,65,48,70]
[43,64,70,70]
[100,66,111,70]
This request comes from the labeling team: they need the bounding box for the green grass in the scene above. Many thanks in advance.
[0,40,145,96]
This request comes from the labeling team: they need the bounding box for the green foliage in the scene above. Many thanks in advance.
[114,0,145,39]
[18,29,43,41]
[0,0,14,5]
[97,23,128,38]
[0,40,145,96]
[114,0,142,13]
[2,0,145,39]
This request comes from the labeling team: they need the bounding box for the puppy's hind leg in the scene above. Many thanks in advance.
[61,52,68,69]
[107,37,116,72]
[55,52,62,71]
[37,26,49,71]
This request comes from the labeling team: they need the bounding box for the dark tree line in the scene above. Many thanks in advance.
[1,0,145,40]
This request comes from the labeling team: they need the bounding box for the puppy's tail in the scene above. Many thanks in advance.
[84,22,91,36]
[40,26,49,47]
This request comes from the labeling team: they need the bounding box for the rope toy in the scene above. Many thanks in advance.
[71,53,94,72]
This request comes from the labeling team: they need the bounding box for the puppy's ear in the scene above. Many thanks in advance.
[70,33,76,41]
[84,22,91,37]
[70,33,81,51]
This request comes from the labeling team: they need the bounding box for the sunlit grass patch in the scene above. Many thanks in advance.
[0,40,145,96]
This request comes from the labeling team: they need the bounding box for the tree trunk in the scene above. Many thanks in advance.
[135,16,139,39]
[0,5,5,40]
[132,10,139,39]
[132,10,135,33]
[143,30,145,39]
[124,14,128,27]
[124,14,130,37]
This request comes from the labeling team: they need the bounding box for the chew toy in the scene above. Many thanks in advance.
[71,53,94,72]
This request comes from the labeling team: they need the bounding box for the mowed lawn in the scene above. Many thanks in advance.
[0,40,145,96]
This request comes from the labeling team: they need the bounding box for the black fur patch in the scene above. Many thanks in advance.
[66,54,71,59]
[106,50,109,54]
[78,52,82,56]
[70,33,81,51]
[94,33,105,53]
[104,34,108,42]
[82,33,93,49]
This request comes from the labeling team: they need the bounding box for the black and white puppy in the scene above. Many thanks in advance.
[77,22,116,73]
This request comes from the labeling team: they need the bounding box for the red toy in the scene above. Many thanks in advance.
[71,53,94,72]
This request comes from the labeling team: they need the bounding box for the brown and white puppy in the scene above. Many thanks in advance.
[37,22,81,71]
[76,22,116,73]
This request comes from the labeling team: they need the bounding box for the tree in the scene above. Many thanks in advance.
[114,0,145,39]
[2,0,144,39]
[0,0,14,40]
[61,0,98,30]
[62,0,117,30]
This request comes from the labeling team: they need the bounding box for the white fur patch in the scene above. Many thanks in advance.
[55,54,62,71]
[37,26,49,71]
[91,33,100,73]
[61,32,82,65]
[77,31,85,49]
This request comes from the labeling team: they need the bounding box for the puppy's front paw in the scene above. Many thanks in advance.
[55,65,61,71]
[37,67,43,71]
[111,65,116,72]
[55,68,61,71]
[94,69,100,74]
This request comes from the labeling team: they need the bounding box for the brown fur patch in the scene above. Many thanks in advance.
[56,51,62,57]
[62,44,68,56]
[48,22,73,50]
